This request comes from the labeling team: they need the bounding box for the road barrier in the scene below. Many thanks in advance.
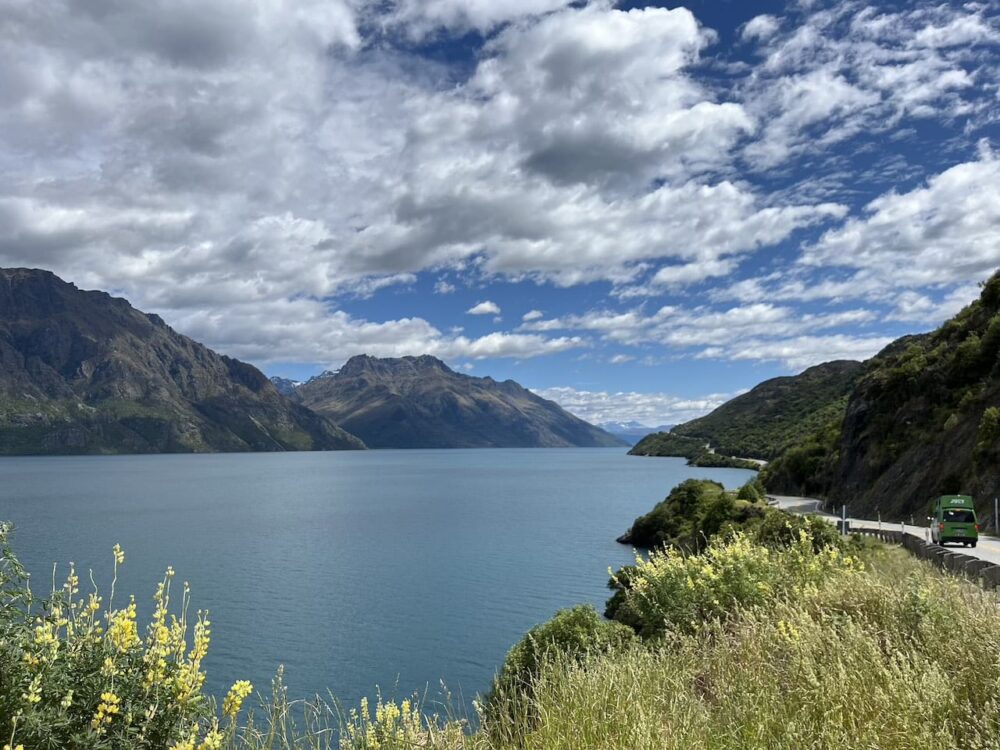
[851,526,1000,590]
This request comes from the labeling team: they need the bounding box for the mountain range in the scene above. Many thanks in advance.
[0,268,364,454]
[0,268,621,454]
[287,355,624,449]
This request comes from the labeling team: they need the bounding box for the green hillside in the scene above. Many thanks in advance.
[628,432,760,469]
[764,271,1000,519]
[671,360,863,460]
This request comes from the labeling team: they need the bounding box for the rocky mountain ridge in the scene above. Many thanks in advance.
[0,268,364,454]
[295,354,625,449]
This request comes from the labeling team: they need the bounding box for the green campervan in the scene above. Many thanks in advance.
[929,495,979,547]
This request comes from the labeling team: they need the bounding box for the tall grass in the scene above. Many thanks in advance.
[3,520,999,750]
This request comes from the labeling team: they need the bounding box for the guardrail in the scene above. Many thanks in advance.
[851,527,1000,589]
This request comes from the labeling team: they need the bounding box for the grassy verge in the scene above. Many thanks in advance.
[2,503,998,749]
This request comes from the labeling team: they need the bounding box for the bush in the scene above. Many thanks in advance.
[614,531,860,638]
[736,477,764,502]
[487,550,1000,750]
[977,406,1000,454]
[620,479,767,552]
[0,525,251,750]
[489,605,634,699]
[751,510,841,552]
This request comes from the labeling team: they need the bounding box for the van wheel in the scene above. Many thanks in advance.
[972,541,978,548]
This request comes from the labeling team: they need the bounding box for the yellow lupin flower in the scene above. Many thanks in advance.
[197,728,223,750]
[222,680,253,719]
[113,543,125,565]
[91,691,121,733]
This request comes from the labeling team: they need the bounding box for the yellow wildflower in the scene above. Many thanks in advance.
[91,691,121,733]
[113,543,125,565]
[223,680,253,719]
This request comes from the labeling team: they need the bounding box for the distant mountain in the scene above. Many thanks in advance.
[668,360,864,460]
[764,272,1000,519]
[296,354,626,448]
[0,269,365,454]
[598,421,674,446]
[269,376,303,399]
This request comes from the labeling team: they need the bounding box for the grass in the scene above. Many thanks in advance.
[2,519,999,749]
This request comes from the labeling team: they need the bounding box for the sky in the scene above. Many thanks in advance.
[1,0,999,427]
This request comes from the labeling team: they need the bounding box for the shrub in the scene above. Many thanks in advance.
[977,406,1000,453]
[0,524,250,750]
[490,605,634,697]
[736,477,764,502]
[615,531,860,638]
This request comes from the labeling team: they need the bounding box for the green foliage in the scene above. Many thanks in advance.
[628,433,708,460]
[486,550,1000,750]
[491,606,635,695]
[619,480,767,552]
[688,452,761,470]
[671,361,862,460]
[614,531,861,639]
[483,605,635,730]
[736,477,764,502]
[0,525,245,750]
[759,413,843,497]
[978,406,1000,454]
[628,433,761,470]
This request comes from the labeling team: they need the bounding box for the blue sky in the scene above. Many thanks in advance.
[1,0,998,425]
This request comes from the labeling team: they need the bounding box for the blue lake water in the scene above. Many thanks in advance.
[0,448,752,712]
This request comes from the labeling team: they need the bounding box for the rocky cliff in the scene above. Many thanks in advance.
[0,268,365,454]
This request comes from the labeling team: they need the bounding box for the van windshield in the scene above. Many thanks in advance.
[943,509,976,524]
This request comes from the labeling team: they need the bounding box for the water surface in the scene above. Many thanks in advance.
[0,449,752,709]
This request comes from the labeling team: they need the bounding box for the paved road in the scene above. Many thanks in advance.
[768,494,1000,567]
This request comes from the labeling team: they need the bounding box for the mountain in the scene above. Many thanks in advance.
[669,360,864,460]
[764,273,1000,520]
[598,421,673,446]
[296,354,626,448]
[0,268,365,454]
[269,377,302,399]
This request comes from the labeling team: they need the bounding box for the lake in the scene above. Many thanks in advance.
[0,448,753,713]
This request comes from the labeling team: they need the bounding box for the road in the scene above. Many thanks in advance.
[768,495,1000,567]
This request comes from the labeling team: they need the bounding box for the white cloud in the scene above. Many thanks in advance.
[713,334,895,371]
[467,300,501,316]
[0,0,995,374]
[434,280,456,294]
[609,354,635,365]
[741,3,994,169]
[522,309,544,321]
[520,302,880,369]
[170,296,585,366]
[804,153,1000,287]
[742,15,781,42]
[531,386,740,427]
[887,284,981,323]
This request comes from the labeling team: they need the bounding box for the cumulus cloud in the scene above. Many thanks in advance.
[522,309,545,322]
[531,386,740,427]
[0,0,996,376]
[171,296,585,367]
[804,153,1000,287]
[467,300,502,316]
